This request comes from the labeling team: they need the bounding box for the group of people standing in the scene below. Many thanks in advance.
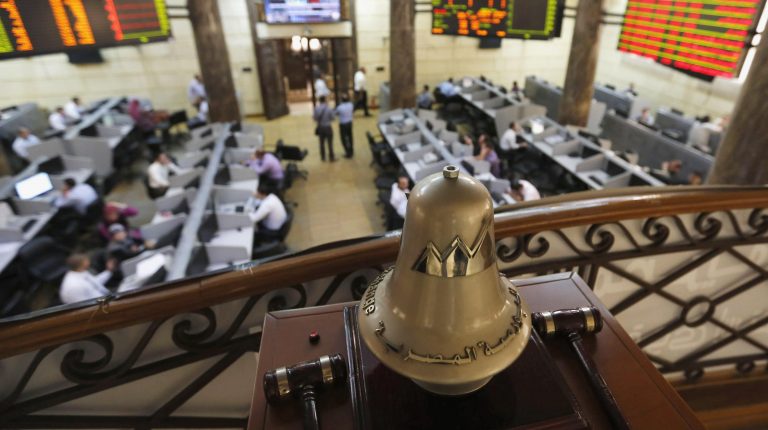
[312,67,370,162]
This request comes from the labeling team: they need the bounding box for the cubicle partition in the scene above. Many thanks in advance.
[600,113,714,180]
[521,115,666,190]
[459,77,547,137]
[523,76,606,133]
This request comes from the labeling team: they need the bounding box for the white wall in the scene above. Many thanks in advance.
[355,0,740,118]
[0,0,263,116]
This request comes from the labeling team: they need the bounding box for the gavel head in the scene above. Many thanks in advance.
[263,354,347,404]
[532,307,603,338]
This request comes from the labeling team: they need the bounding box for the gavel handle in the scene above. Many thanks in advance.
[300,385,320,430]
[567,332,631,430]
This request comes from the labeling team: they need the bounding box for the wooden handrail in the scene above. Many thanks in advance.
[1,186,767,358]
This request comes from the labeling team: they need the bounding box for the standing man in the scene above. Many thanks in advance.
[12,127,40,160]
[313,96,335,162]
[354,66,371,117]
[335,94,355,158]
[187,74,206,106]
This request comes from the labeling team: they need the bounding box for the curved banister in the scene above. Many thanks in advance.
[1,185,767,359]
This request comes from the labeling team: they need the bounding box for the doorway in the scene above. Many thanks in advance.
[277,37,355,115]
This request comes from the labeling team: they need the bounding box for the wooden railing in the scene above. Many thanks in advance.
[1,186,767,428]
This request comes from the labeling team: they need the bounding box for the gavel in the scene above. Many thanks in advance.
[532,307,631,430]
[263,353,347,430]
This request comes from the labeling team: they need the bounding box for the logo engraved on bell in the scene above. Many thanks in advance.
[412,215,494,277]
[362,267,393,316]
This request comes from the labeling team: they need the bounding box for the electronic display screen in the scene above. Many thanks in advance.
[15,172,53,200]
[0,0,170,60]
[618,0,763,80]
[431,0,563,40]
[264,0,341,24]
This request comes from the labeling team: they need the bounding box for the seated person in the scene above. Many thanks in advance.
[438,78,459,98]
[624,83,638,97]
[475,135,501,177]
[244,149,284,188]
[49,107,68,131]
[417,85,434,110]
[389,175,410,219]
[12,127,40,160]
[98,202,141,242]
[107,224,151,263]
[248,184,288,240]
[511,81,521,97]
[147,152,184,196]
[636,108,655,125]
[187,96,209,129]
[507,179,541,202]
[60,253,116,304]
[54,178,99,215]
[688,171,704,186]
[64,96,84,120]
[499,122,526,151]
[649,159,684,185]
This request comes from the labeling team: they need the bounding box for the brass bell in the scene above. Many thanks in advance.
[358,165,532,395]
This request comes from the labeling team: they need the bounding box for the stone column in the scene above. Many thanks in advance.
[707,43,768,184]
[389,0,416,109]
[188,0,240,122]
[246,0,289,119]
[559,0,604,126]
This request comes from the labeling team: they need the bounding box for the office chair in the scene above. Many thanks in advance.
[252,206,294,260]
[366,132,397,170]
[17,236,70,301]
[275,139,309,181]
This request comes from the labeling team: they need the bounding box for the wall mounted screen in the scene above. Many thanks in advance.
[0,0,170,60]
[618,0,763,80]
[264,0,341,24]
[431,0,563,40]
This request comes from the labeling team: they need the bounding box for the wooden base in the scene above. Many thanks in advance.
[344,305,588,430]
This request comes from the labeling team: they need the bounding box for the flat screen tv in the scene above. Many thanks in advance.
[264,0,342,24]
[432,0,564,40]
[0,0,171,60]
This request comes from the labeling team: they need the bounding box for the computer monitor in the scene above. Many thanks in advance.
[214,167,231,186]
[171,198,190,215]
[38,156,65,175]
[461,160,476,176]
[154,224,183,248]
[15,173,54,200]
[197,214,219,243]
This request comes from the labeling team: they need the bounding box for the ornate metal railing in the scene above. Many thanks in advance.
[1,186,767,429]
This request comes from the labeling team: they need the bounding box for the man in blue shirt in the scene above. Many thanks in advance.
[335,94,355,158]
[438,78,459,98]
[417,85,434,110]
[313,96,335,162]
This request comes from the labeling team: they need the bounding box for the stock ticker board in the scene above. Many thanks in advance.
[618,0,764,80]
[0,0,170,60]
[431,0,562,40]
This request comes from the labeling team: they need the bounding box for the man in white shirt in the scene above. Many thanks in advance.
[507,179,541,202]
[353,67,370,116]
[188,74,206,105]
[438,78,459,98]
[54,178,99,215]
[315,77,330,98]
[49,107,68,131]
[249,184,288,234]
[12,127,40,159]
[499,121,527,151]
[60,254,115,304]
[147,152,184,196]
[389,175,410,219]
[64,97,83,120]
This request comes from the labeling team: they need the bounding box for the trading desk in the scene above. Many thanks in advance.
[524,76,607,132]
[600,113,714,180]
[458,77,547,137]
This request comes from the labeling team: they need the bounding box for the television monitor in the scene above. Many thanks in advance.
[0,1,171,60]
[618,0,764,80]
[432,0,564,40]
[15,173,54,200]
[264,0,341,24]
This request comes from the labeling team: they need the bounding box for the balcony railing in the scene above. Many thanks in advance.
[1,186,767,428]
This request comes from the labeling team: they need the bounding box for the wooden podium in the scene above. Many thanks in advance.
[248,273,704,430]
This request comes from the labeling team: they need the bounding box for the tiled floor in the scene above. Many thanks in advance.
[108,106,385,253]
